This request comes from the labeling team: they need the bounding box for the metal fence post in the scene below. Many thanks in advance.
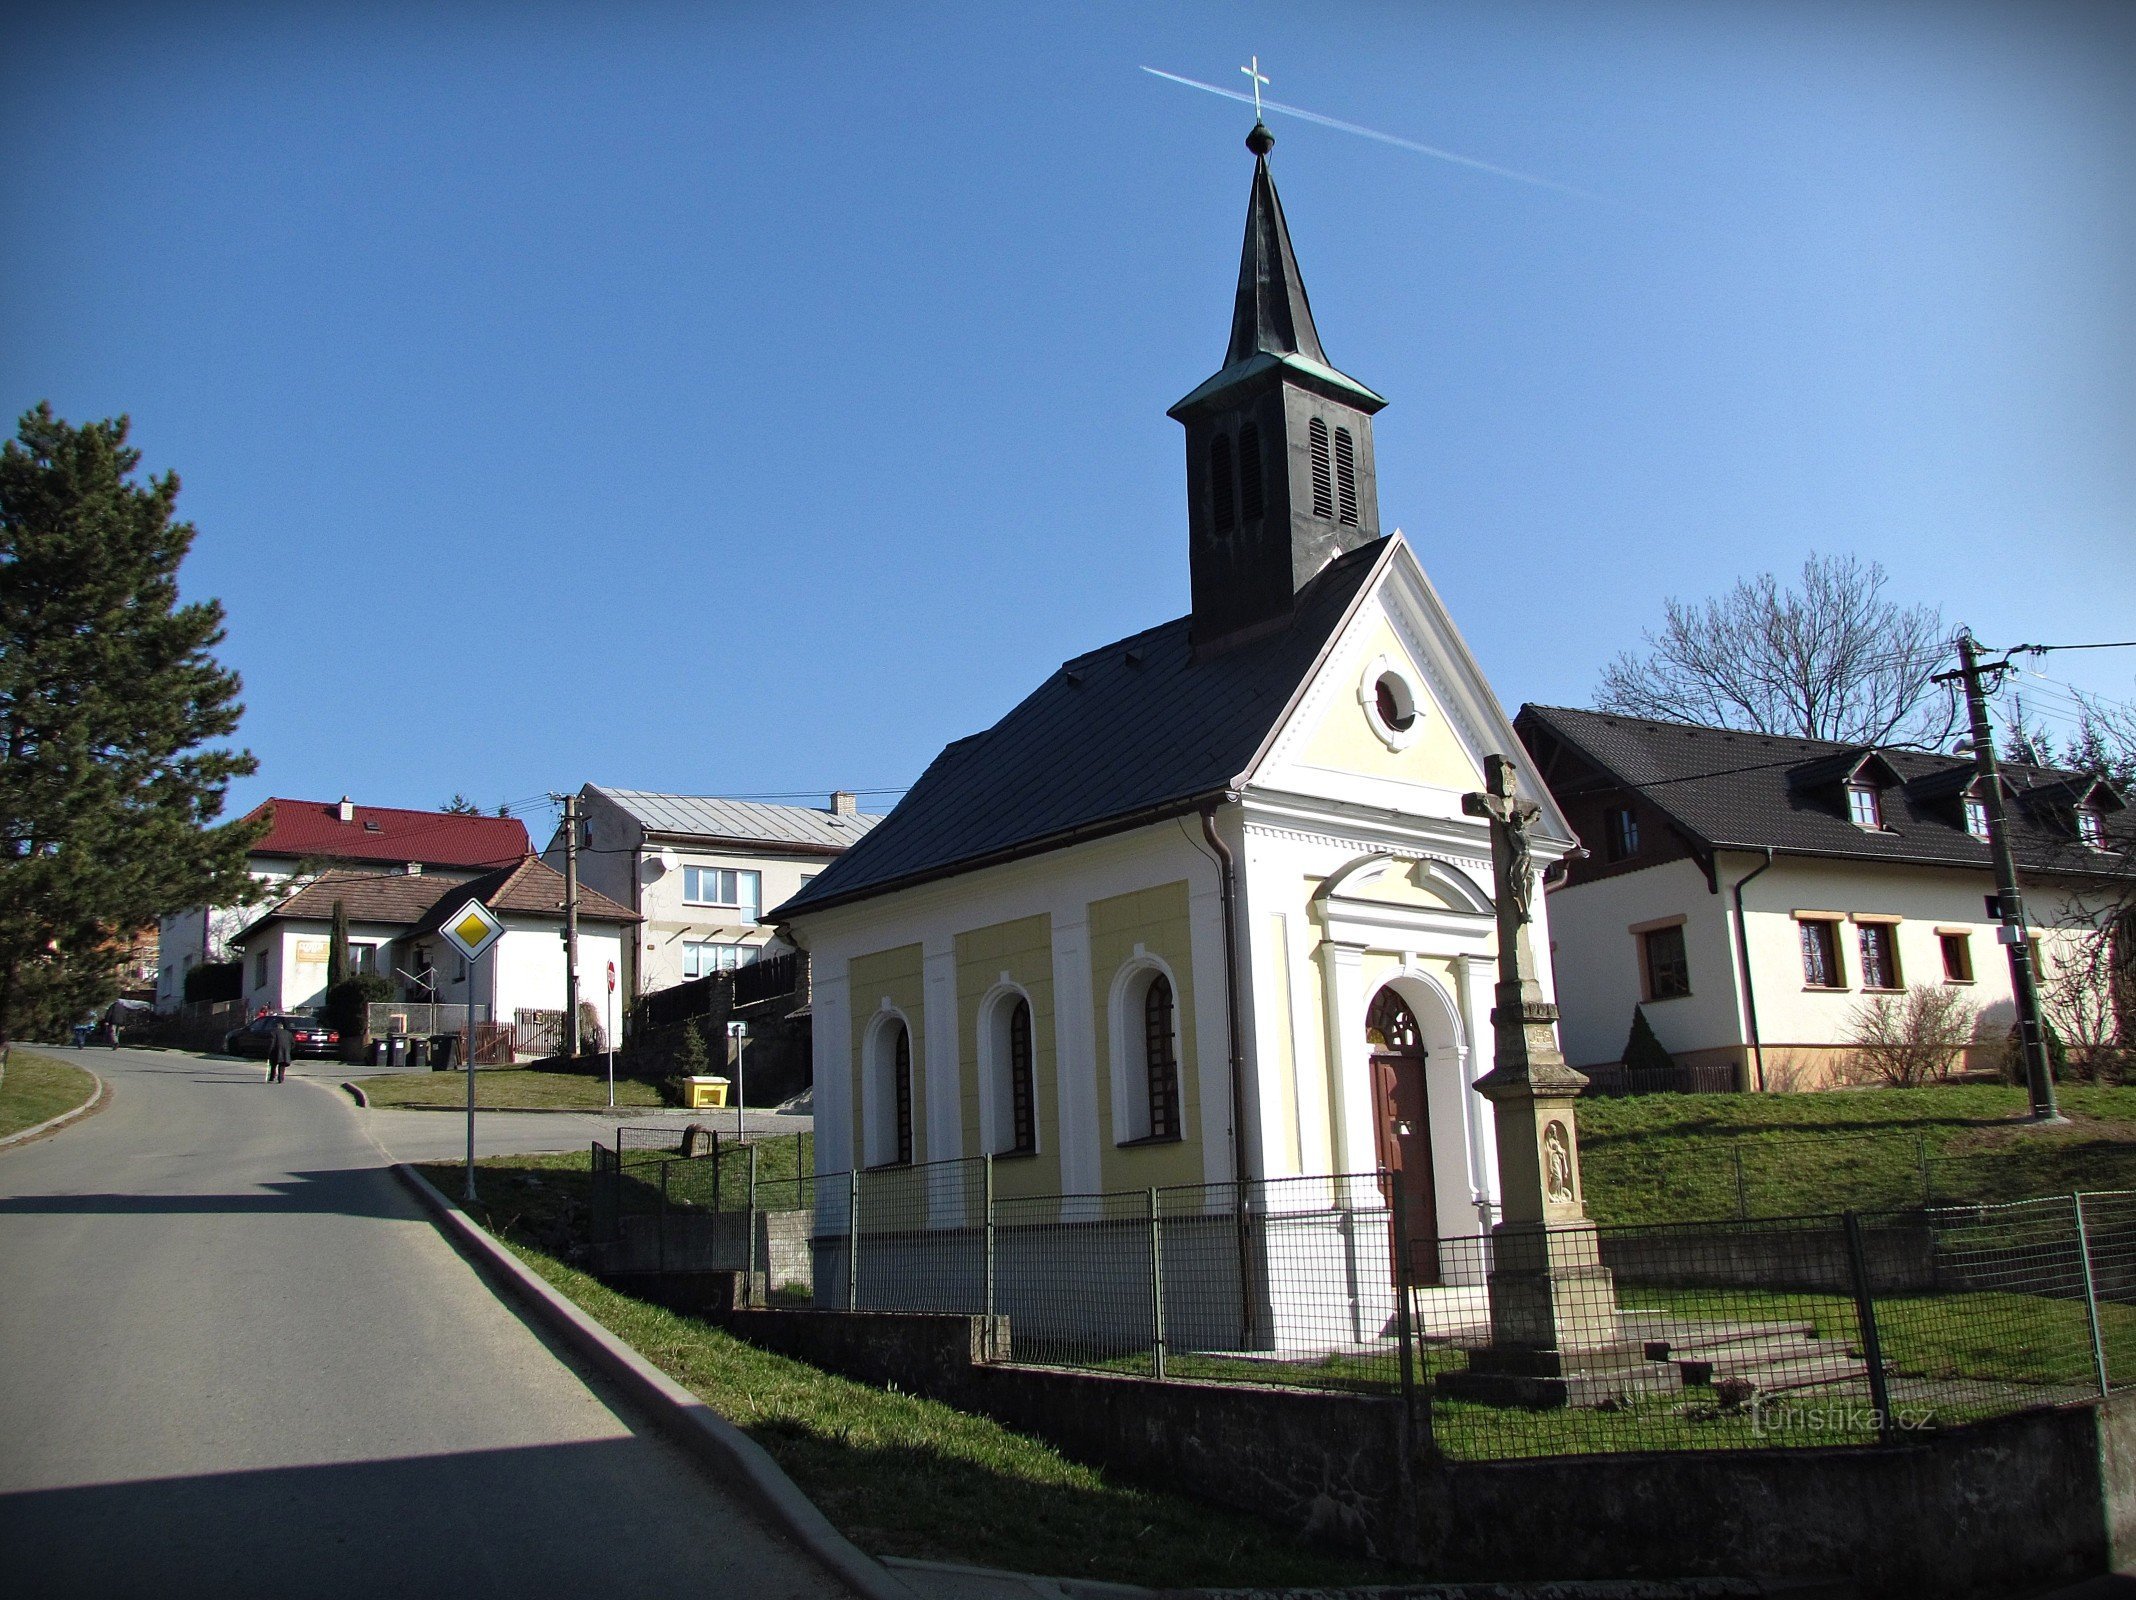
[1389,1170,1417,1419]
[1843,1210,1894,1442]
[1148,1186,1166,1380]
[747,1144,760,1307]
[658,1158,670,1277]
[983,1153,996,1324]
[1733,1146,1748,1220]
[712,1128,722,1211]
[845,1168,860,1313]
[2073,1192,2109,1397]
[1918,1137,1933,1208]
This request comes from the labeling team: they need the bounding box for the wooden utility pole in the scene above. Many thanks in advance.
[561,792,582,1059]
[1937,633,2059,1121]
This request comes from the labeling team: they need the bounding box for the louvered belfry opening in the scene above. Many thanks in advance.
[1210,433,1236,533]
[1170,119,1386,651]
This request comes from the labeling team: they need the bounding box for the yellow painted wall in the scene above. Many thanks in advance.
[1088,880,1203,1190]
[955,914,1060,1199]
[846,943,925,1169]
[1294,616,1477,790]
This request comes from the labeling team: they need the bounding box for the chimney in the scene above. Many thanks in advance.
[337,796,355,823]
[830,791,858,816]
[406,862,423,876]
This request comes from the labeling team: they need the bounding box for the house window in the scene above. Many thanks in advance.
[1308,417,1334,519]
[683,940,755,979]
[1333,426,1359,525]
[1237,421,1263,521]
[349,944,378,976]
[1642,925,1691,1001]
[682,866,762,922]
[1144,974,1181,1141]
[1859,923,1901,990]
[1963,796,1990,840]
[992,995,1035,1156]
[1847,783,1883,829]
[892,1024,914,1166]
[1801,921,1844,989]
[253,949,269,988]
[1210,433,1236,533]
[2078,806,2105,847]
[1940,933,1974,983]
[1603,806,1640,863]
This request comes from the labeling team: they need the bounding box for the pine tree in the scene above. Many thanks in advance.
[327,899,351,989]
[1621,1004,1676,1076]
[0,405,262,1047]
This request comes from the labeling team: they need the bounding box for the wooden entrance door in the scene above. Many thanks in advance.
[1367,987,1440,1286]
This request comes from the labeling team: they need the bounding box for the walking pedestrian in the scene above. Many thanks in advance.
[268,1019,294,1084]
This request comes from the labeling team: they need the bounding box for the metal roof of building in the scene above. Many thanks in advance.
[1517,704,2134,879]
[776,539,1389,920]
[592,789,882,852]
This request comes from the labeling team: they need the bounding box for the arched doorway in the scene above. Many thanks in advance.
[1367,986,1440,1286]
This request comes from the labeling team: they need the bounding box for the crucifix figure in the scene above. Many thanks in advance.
[1240,56,1269,123]
[1464,752,1539,939]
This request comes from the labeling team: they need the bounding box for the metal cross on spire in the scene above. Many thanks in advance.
[1240,55,1269,122]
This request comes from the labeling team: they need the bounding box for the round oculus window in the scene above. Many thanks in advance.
[1359,655,1425,750]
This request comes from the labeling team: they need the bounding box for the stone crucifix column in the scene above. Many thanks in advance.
[1442,756,1653,1406]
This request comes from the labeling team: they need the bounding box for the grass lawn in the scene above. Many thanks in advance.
[1580,1084,2136,1225]
[0,1049,100,1139]
[361,1067,666,1111]
[420,1155,1390,1588]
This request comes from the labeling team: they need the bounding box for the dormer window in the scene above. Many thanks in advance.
[1847,783,1883,830]
[1963,796,1990,840]
[2078,806,2105,848]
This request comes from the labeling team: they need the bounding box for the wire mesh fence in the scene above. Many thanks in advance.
[585,1137,2136,1458]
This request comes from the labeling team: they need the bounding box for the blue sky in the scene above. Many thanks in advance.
[5,1,2132,834]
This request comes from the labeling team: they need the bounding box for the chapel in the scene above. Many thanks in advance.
[775,121,1577,1325]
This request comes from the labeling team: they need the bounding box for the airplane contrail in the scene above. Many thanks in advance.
[1140,66,1611,206]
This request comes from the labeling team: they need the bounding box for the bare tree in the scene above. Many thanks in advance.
[1597,554,1957,747]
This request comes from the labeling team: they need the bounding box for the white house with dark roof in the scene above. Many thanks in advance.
[1515,704,2134,1091]
[772,121,1576,1324]
[542,787,881,1002]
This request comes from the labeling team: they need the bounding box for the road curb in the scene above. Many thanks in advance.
[391,1162,916,1600]
[0,1063,111,1151]
[368,1102,664,1115]
[340,1081,369,1107]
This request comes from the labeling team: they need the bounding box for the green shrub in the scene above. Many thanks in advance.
[1621,1004,1675,1075]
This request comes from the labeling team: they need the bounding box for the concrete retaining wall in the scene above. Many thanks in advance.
[709,1302,2135,1597]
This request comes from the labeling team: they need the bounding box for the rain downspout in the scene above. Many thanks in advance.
[1732,848,1776,1092]
[1200,797,1256,1346]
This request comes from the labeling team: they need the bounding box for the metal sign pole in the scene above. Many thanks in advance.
[606,959,616,1110]
[731,1022,746,1144]
[464,944,478,1204]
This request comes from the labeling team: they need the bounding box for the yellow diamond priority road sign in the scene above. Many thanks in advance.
[439,898,504,963]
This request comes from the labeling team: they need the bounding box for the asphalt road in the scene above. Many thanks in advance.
[0,1046,851,1600]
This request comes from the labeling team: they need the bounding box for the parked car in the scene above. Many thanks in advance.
[222,1013,341,1059]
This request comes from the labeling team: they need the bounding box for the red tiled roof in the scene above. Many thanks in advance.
[243,798,529,869]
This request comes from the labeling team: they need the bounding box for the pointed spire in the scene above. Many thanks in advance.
[1225,121,1328,369]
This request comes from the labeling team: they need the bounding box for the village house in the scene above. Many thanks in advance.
[1515,704,2135,1090]
[227,855,635,1057]
[544,786,880,1001]
[156,797,529,1010]
[773,122,1576,1334]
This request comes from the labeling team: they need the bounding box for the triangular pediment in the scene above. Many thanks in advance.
[1241,535,1573,843]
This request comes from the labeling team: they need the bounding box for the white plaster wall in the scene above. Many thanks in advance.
[1542,857,1737,1068]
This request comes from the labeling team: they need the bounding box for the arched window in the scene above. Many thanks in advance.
[1210,434,1236,533]
[1237,421,1264,522]
[1334,427,1359,526]
[1308,417,1334,519]
[1006,997,1035,1154]
[892,1022,914,1165]
[1144,974,1181,1141]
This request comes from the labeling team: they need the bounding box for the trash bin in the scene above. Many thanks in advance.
[368,1039,387,1065]
[429,1035,458,1072]
[407,1038,429,1069]
[683,1075,729,1109]
[385,1034,409,1068]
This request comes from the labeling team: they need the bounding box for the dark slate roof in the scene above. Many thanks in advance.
[1517,704,2135,879]
[777,540,1392,918]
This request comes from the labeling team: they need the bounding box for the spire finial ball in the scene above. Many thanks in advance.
[1246,121,1274,157]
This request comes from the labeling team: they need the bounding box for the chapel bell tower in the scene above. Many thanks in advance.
[1170,121,1388,651]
